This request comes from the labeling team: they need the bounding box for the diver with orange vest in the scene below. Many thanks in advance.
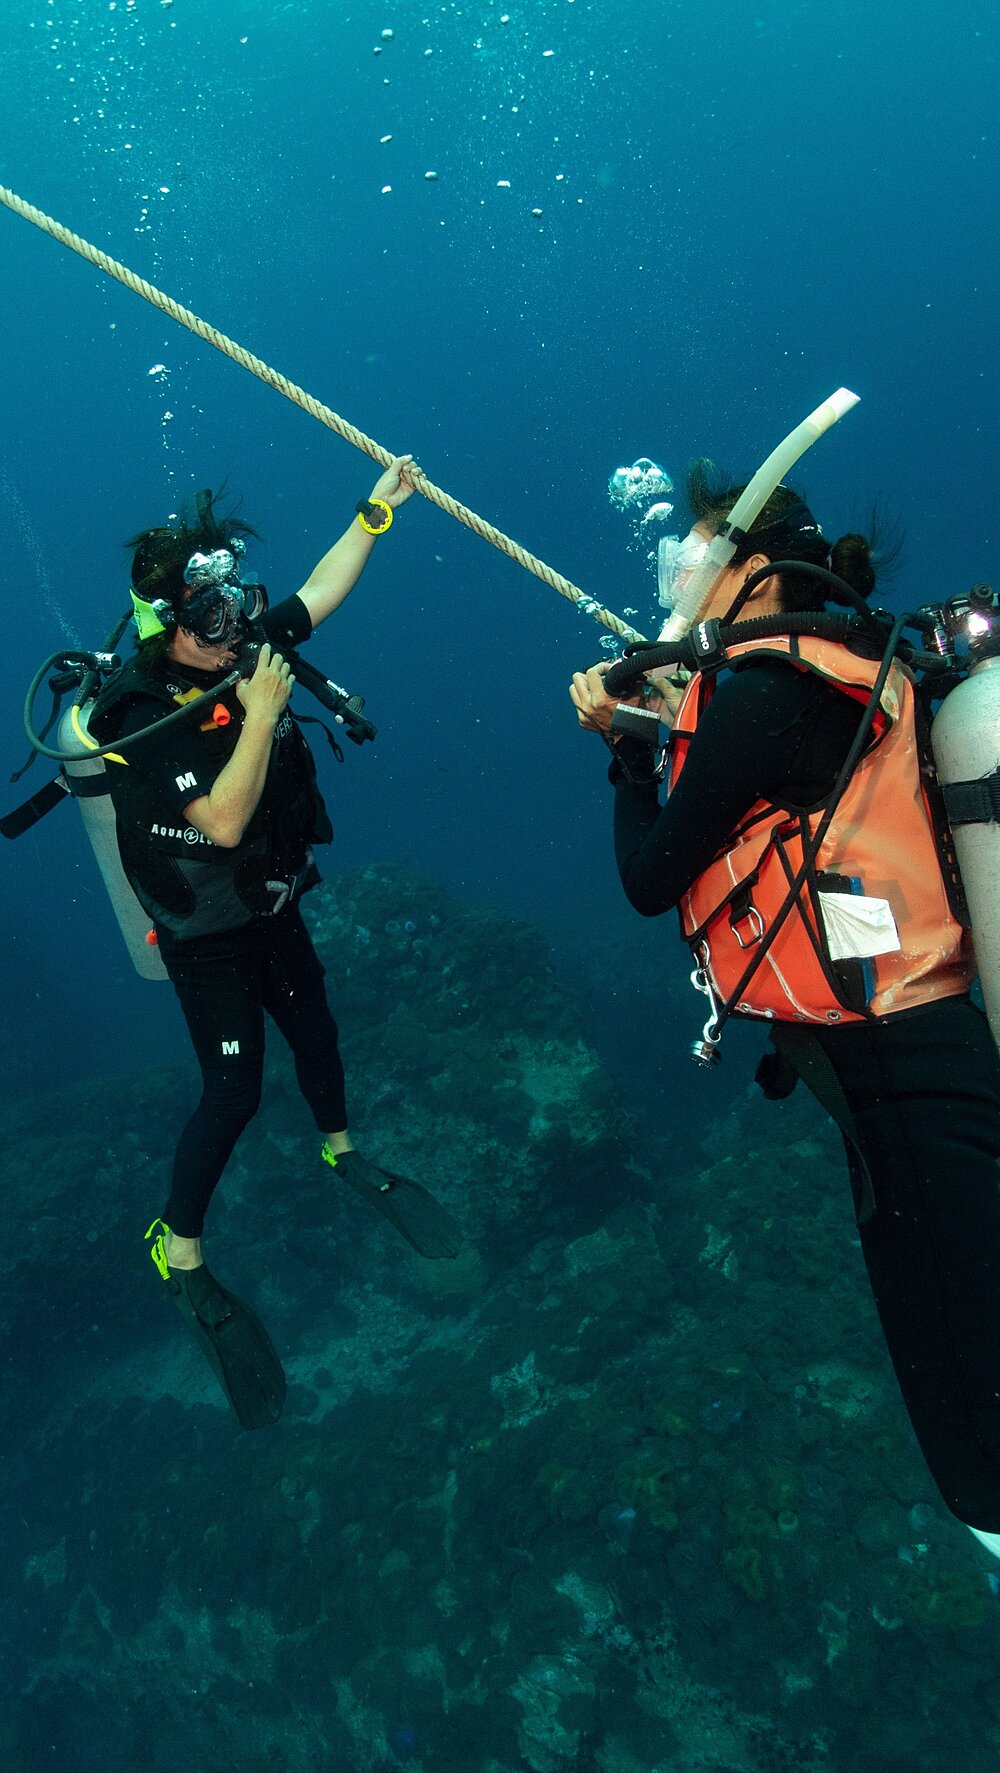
[571,455,1000,1558]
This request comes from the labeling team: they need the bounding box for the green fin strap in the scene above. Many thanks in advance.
[145,1217,172,1279]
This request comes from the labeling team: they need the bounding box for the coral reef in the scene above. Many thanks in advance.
[2,865,999,1773]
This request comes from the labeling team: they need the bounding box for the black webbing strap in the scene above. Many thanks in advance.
[757,1022,876,1226]
[64,772,112,800]
[292,712,345,765]
[941,768,1000,828]
[0,773,70,840]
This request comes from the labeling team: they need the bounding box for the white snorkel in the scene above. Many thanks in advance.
[659,387,861,641]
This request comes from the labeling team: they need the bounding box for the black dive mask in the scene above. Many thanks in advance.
[180,546,268,648]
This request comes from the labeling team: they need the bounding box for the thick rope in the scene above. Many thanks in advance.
[0,184,645,646]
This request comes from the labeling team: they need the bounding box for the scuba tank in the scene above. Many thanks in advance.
[930,602,1000,1054]
[56,697,168,982]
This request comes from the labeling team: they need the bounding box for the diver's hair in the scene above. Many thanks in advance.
[133,632,173,670]
[686,458,902,613]
[124,483,261,629]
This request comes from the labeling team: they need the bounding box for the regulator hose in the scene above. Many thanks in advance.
[602,612,868,699]
[23,652,240,764]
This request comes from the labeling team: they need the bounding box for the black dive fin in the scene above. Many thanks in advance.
[324,1146,464,1261]
[167,1263,286,1429]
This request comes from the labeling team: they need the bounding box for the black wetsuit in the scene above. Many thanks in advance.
[106,596,347,1239]
[612,656,1000,1530]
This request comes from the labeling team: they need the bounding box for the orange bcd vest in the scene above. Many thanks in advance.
[669,634,974,1026]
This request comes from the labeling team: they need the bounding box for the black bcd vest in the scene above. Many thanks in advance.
[89,656,333,939]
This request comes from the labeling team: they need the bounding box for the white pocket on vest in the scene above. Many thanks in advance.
[818,892,901,961]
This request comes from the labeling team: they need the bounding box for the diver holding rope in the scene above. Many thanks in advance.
[31,457,465,1426]
[570,454,1000,1557]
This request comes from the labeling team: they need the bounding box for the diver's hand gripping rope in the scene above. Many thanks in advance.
[0,183,643,648]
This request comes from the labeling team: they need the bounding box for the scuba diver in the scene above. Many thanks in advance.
[81,457,463,1428]
[569,460,1000,1560]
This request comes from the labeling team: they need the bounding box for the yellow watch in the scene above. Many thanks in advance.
[356,498,393,535]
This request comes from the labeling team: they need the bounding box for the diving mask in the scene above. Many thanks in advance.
[180,543,268,646]
[657,531,709,612]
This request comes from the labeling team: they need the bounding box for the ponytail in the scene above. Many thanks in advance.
[829,533,876,601]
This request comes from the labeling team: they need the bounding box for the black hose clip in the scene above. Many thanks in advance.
[687,619,729,670]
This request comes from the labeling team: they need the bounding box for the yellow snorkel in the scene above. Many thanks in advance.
[659,388,861,642]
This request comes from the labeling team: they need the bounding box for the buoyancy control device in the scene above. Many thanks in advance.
[3,612,377,978]
[602,571,1000,1061]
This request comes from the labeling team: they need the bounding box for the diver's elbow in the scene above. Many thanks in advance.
[621,878,672,918]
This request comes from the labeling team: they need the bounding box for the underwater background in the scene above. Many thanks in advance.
[2,1,1000,1768]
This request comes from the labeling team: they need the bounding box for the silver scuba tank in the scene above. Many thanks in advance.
[57,699,167,982]
[931,653,1000,1052]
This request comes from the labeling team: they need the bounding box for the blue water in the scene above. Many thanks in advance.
[3,0,997,1087]
[2,3,1000,1769]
